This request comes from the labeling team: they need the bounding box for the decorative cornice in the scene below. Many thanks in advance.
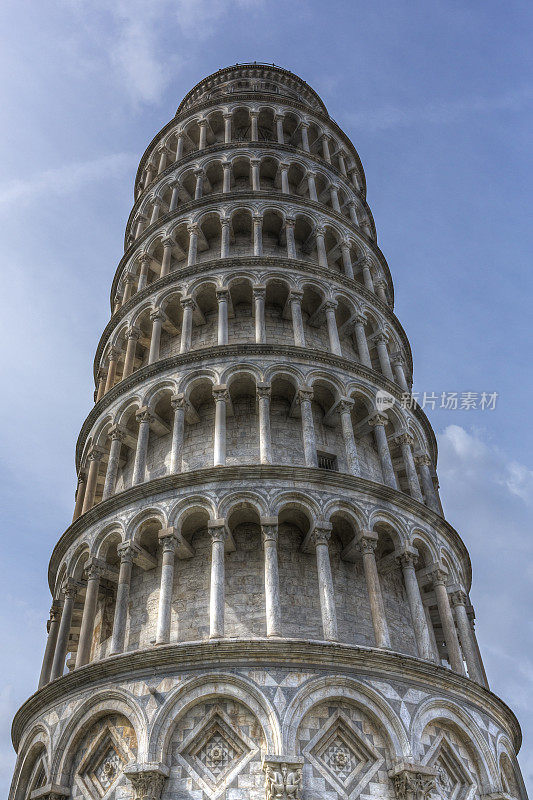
[11,639,521,753]
[49,464,469,595]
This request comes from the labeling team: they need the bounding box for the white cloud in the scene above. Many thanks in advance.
[0,152,136,206]
[345,86,533,131]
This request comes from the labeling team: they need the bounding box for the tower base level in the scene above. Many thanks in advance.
[11,641,524,800]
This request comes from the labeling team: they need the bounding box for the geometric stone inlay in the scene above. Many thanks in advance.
[424,733,475,800]
[177,707,259,800]
[75,723,135,799]
[303,711,384,800]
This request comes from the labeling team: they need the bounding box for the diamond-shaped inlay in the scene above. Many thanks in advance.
[177,707,259,800]
[75,722,135,799]
[303,711,384,800]
[423,732,475,800]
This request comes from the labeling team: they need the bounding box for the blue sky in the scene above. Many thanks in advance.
[0,0,532,794]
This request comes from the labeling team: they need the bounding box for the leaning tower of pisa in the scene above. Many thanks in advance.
[10,64,526,800]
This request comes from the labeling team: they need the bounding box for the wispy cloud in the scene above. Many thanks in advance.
[345,86,533,131]
[0,152,136,206]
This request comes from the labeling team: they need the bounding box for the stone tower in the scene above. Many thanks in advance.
[10,64,526,800]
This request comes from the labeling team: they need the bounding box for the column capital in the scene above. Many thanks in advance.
[354,313,366,326]
[76,470,87,484]
[157,144,171,155]
[257,383,272,399]
[284,216,296,228]
[260,516,278,545]
[249,109,259,119]
[253,213,263,224]
[263,756,304,800]
[222,160,232,169]
[150,309,166,323]
[83,557,106,581]
[311,522,332,547]
[220,216,231,227]
[375,278,388,290]
[252,284,266,299]
[124,762,170,800]
[136,407,154,425]
[63,577,80,599]
[180,295,195,310]
[187,223,199,235]
[126,325,141,340]
[109,424,126,443]
[391,353,405,367]
[449,587,468,607]
[212,385,229,403]
[315,225,326,236]
[279,160,290,171]
[117,541,141,562]
[414,452,432,467]
[139,252,152,266]
[250,156,261,166]
[198,118,208,127]
[123,273,135,286]
[289,289,303,302]
[49,603,62,622]
[88,446,105,463]
[357,529,379,554]
[162,236,174,248]
[375,331,389,344]
[216,288,230,301]
[107,346,120,362]
[388,763,437,800]
[274,112,286,121]
[193,167,205,177]
[324,299,338,311]
[170,393,188,411]
[30,785,70,800]
[297,385,314,403]
[338,396,354,413]
[395,431,414,447]
[368,413,388,428]
[305,168,316,178]
[428,566,449,587]
[207,518,229,544]
[396,546,419,569]
[223,111,233,120]
[158,527,179,551]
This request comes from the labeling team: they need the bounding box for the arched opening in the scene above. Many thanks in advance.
[226,373,259,465]
[262,209,284,256]
[182,378,215,471]
[264,279,291,344]
[228,278,253,343]
[270,374,303,465]
[225,503,264,636]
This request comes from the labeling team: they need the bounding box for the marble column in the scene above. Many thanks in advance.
[179,297,194,353]
[298,387,318,467]
[169,183,180,212]
[338,397,359,476]
[213,386,229,466]
[251,158,260,190]
[359,531,391,648]
[122,326,141,378]
[341,240,354,279]
[160,238,174,276]
[156,529,179,644]
[175,133,184,161]
[275,114,285,144]
[290,291,305,347]
[134,214,147,239]
[392,356,409,391]
[253,286,266,343]
[330,185,341,213]
[375,280,388,305]
[220,219,230,258]
[396,433,423,502]
[300,122,310,152]
[223,113,232,143]
[72,472,87,522]
[315,227,328,268]
[450,590,483,683]
[429,568,465,674]
[354,316,372,368]
[81,447,104,514]
[149,199,161,226]
[280,162,290,194]
[313,523,338,641]
[137,254,151,291]
[285,218,297,259]
[253,215,263,256]
[375,333,394,381]
[170,394,187,473]
[102,426,125,500]
[348,201,359,226]
[321,134,331,163]
[250,111,259,141]
[398,550,434,660]
[187,224,198,266]
[198,120,207,150]
[360,258,374,293]
[216,289,229,345]
[122,274,135,305]
[324,301,342,356]
[38,603,62,688]
[76,559,105,668]
[222,162,231,193]
[257,384,272,464]
[194,169,204,199]
[148,310,165,364]
[50,580,78,680]
[261,518,282,637]
[208,520,227,638]
[104,347,119,394]
[307,171,318,201]
[158,145,169,173]
[369,414,397,489]
[110,542,139,654]
[414,454,441,513]
[338,152,347,175]
[132,408,153,485]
